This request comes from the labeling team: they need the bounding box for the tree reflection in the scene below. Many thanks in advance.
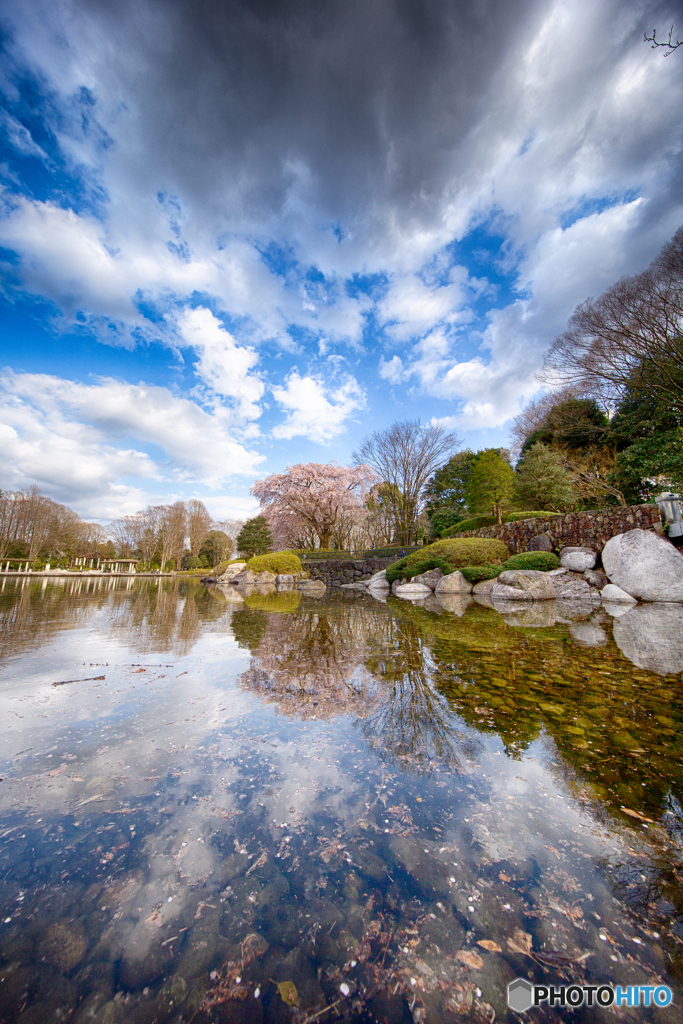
[238,597,386,720]
[363,615,481,773]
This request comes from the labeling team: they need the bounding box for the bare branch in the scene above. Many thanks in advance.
[644,25,682,55]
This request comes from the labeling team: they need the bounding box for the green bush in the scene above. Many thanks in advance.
[459,564,503,584]
[442,510,561,537]
[385,556,452,585]
[501,551,559,572]
[386,537,508,585]
[246,551,302,574]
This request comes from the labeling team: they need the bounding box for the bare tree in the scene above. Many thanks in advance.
[158,501,186,570]
[352,419,461,545]
[186,499,212,556]
[539,227,683,414]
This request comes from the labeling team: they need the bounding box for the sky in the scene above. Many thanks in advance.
[0,0,681,524]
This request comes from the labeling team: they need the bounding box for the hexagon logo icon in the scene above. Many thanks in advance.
[508,977,534,1013]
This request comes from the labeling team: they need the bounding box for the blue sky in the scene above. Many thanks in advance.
[0,0,682,522]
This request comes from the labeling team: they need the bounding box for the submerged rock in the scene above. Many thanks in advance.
[612,603,683,675]
[602,529,683,602]
[491,570,556,601]
[388,836,452,898]
[39,921,87,973]
[560,546,597,571]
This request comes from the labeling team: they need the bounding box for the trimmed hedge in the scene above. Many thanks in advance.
[442,510,561,537]
[246,551,303,574]
[459,564,503,584]
[386,537,508,586]
[501,551,559,572]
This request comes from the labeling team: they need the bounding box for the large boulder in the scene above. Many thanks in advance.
[254,570,277,583]
[490,569,556,601]
[552,574,600,603]
[411,567,443,590]
[473,578,497,595]
[215,562,247,582]
[435,570,472,595]
[560,546,597,571]
[602,529,683,602]
[232,569,255,585]
[276,573,294,584]
[366,568,389,589]
[529,534,554,552]
[612,603,683,675]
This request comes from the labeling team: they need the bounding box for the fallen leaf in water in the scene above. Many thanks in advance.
[507,930,533,956]
[477,940,502,953]
[498,872,511,883]
[456,950,484,969]
[620,807,654,824]
[277,981,299,1006]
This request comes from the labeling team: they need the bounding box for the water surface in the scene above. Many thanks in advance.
[1,577,682,1023]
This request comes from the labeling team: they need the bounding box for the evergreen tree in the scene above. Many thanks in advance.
[514,443,576,511]
[236,516,273,558]
[467,449,515,524]
[424,449,477,535]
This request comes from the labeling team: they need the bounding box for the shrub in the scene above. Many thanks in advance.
[501,551,559,572]
[386,556,452,585]
[459,564,503,584]
[246,551,302,574]
[386,537,508,585]
[416,537,508,566]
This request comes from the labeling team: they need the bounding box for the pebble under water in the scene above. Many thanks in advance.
[1,576,683,1023]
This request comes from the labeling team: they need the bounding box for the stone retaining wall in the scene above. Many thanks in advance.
[456,504,662,554]
[307,556,395,586]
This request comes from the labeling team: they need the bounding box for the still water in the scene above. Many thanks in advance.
[1,577,683,1023]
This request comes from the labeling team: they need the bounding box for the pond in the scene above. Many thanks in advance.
[1,576,682,1023]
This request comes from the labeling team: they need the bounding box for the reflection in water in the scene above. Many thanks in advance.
[1,578,683,1024]
[237,595,384,721]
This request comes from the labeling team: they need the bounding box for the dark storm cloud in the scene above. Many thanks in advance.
[4,0,550,228]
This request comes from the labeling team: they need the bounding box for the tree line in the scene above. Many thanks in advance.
[0,488,243,569]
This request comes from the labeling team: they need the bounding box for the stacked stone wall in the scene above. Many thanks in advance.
[456,504,662,554]
[307,556,394,586]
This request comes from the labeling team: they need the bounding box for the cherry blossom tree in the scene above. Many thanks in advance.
[251,462,378,550]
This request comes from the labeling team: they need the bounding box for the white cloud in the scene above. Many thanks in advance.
[175,306,264,420]
[271,370,365,442]
[0,372,264,517]
[378,354,405,383]
[377,268,471,342]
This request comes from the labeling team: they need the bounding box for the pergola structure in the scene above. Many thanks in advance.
[72,555,139,573]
